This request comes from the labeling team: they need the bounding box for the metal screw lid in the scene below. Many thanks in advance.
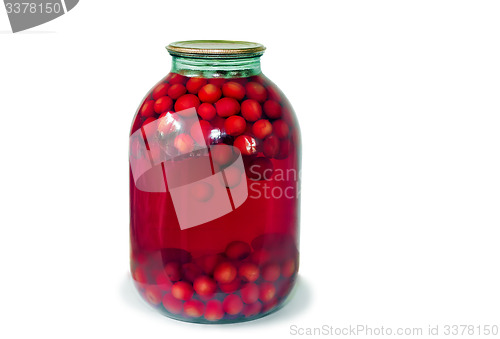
[166,40,266,58]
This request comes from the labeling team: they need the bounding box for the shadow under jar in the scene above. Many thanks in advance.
[129,40,301,323]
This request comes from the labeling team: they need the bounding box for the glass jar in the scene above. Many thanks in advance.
[129,40,301,323]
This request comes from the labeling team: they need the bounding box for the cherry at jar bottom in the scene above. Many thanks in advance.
[130,71,301,323]
[131,234,299,323]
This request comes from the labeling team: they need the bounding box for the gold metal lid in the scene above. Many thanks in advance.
[166,40,266,58]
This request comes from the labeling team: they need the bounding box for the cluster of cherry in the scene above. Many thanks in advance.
[132,234,298,322]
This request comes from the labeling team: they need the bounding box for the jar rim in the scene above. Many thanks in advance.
[166,40,266,58]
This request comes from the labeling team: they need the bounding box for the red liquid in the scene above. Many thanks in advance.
[130,73,300,323]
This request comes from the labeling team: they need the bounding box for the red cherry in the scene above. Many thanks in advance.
[152,82,170,100]
[282,105,292,118]
[211,117,226,133]
[198,84,222,103]
[144,286,162,305]
[174,133,195,153]
[130,254,142,268]
[211,145,235,167]
[219,277,241,293]
[267,86,282,102]
[241,99,263,122]
[194,253,225,275]
[193,276,217,297]
[190,120,212,146]
[155,272,173,291]
[250,249,271,265]
[231,78,248,86]
[225,241,251,260]
[233,135,257,156]
[143,117,157,126]
[263,135,280,158]
[244,120,254,135]
[259,282,276,303]
[186,77,208,94]
[272,120,289,138]
[204,300,224,321]
[140,100,155,118]
[277,280,293,299]
[190,182,214,202]
[164,262,182,282]
[162,293,183,314]
[263,100,282,119]
[221,166,242,188]
[248,157,274,181]
[224,116,246,136]
[238,263,260,282]
[223,294,243,315]
[168,83,187,100]
[182,263,203,283]
[243,301,262,317]
[198,103,217,121]
[174,94,200,115]
[246,82,267,103]
[262,263,281,282]
[154,96,174,114]
[276,138,290,159]
[241,283,259,304]
[131,252,148,265]
[251,233,296,252]
[281,258,297,278]
[250,75,267,84]
[161,248,193,264]
[133,267,148,284]
[157,113,182,141]
[208,78,226,87]
[252,119,272,139]
[214,262,237,284]
[270,248,297,264]
[222,81,246,100]
[262,298,278,313]
[167,73,187,85]
[171,281,194,301]
[215,97,240,117]
[183,299,205,318]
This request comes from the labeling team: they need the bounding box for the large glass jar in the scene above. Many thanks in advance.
[129,40,301,323]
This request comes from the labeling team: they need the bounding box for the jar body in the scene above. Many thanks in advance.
[129,65,301,323]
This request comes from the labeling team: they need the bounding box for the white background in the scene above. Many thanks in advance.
[1,1,500,338]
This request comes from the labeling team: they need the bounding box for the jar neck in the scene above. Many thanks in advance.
[171,56,262,78]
